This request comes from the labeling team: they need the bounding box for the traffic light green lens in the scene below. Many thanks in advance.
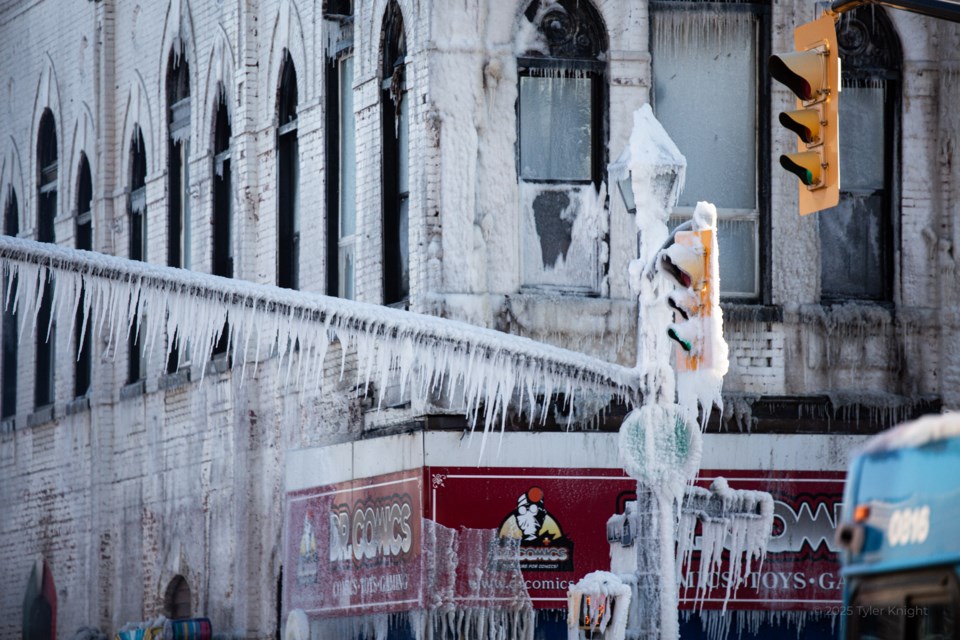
[667,327,693,352]
[780,155,814,186]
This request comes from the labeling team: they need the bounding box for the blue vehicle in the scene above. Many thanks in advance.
[836,414,960,639]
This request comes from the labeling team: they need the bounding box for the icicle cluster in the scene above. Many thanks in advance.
[0,236,638,435]
[676,478,774,612]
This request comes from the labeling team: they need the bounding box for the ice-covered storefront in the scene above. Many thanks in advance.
[284,430,862,640]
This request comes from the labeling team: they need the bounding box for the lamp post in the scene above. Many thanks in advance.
[610,105,693,640]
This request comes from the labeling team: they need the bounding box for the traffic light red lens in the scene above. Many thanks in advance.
[662,257,692,288]
[768,55,815,101]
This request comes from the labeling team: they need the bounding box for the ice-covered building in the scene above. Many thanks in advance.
[0,0,958,639]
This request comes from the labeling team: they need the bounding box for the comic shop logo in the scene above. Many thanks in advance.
[328,494,414,567]
[768,496,842,557]
[498,487,574,572]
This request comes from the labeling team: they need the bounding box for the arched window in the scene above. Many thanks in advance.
[22,560,56,640]
[820,7,901,302]
[381,0,408,306]
[164,574,191,620]
[36,109,57,409]
[167,48,191,269]
[75,154,93,397]
[326,1,356,300]
[516,0,607,292]
[2,188,18,419]
[166,47,191,375]
[212,88,232,357]
[128,128,147,384]
[277,51,300,290]
[651,0,768,300]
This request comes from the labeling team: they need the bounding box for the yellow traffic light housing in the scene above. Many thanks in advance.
[770,13,840,215]
[661,227,715,372]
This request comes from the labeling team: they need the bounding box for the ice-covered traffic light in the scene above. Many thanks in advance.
[770,13,840,215]
[660,217,718,373]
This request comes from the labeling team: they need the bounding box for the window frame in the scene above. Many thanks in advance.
[381,0,409,307]
[212,89,233,358]
[277,51,300,291]
[35,109,57,410]
[819,7,901,304]
[325,11,356,300]
[127,128,147,385]
[74,154,93,398]
[514,0,609,294]
[650,0,772,304]
[2,188,19,419]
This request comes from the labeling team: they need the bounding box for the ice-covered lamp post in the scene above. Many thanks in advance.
[609,106,715,640]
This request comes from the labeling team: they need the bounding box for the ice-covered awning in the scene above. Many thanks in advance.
[0,236,639,433]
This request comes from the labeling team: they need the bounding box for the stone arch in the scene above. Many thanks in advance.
[30,54,63,220]
[163,574,192,620]
[119,72,156,192]
[202,26,236,152]
[67,103,96,216]
[265,0,308,120]
[157,0,199,144]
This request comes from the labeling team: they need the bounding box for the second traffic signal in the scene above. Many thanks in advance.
[770,12,840,216]
[660,226,716,373]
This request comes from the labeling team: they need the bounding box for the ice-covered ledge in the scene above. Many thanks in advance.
[0,236,640,435]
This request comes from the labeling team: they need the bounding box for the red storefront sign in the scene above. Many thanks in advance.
[285,466,844,616]
[284,471,423,616]
[426,467,632,609]
[426,467,845,611]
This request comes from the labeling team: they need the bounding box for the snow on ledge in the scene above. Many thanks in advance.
[0,237,639,438]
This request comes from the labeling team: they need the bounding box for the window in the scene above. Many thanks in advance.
[381,0,408,306]
[326,5,356,300]
[2,188,18,419]
[23,560,56,640]
[167,48,190,373]
[277,51,300,291]
[848,568,959,639]
[651,0,769,300]
[128,128,147,384]
[36,109,57,409]
[516,0,607,292]
[75,154,93,397]
[820,7,900,302]
[164,575,192,620]
[212,89,232,357]
[167,48,191,269]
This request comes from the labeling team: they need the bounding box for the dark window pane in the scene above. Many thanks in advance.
[520,76,592,181]
[820,193,885,299]
[652,6,758,210]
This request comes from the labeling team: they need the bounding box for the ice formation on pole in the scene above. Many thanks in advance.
[0,236,638,437]
[676,478,774,611]
[610,106,770,640]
